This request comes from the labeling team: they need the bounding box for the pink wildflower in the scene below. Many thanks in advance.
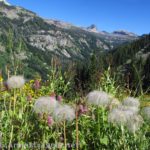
[57,95,63,102]
[47,116,54,126]
[33,80,40,90]
[79,104,88,115]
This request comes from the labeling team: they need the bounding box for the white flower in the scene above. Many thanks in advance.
[142,107,150,120]
[126,115,143,133]
[7,75,25,89]
[122,97,140,108]
[33,96,58,114]
[108,108,127,125]
[53,104,75,122]
[86,90,111,106]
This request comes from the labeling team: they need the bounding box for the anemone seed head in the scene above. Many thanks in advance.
[86,90,111,106]
[108,108,127,125]
[122,97,140,108]
[126,115,143,133]
[53,104,75,122]
[118,105,139,115]
[142,107,150,120]
[7,75,25,89]
[33,96,58,114]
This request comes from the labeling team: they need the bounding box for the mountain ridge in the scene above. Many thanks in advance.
[0,2,138,78]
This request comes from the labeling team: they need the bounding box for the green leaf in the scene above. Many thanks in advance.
[100,136,108,145]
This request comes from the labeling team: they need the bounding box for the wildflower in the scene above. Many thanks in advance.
[86,90,111,106]
[108,99,143,133]
[78,104,88,115]
[141,107,150,120]
[123,109,137,121]
[47,116,54,126]
[122,97,140,108]
[126,115,143,133]
[33,96,58,114]
[7,75,25,89]
[116,105,139,124]
[53,104,75,122]
[108,108,127,125]
[57,95,63,102]
[33,79,40,89]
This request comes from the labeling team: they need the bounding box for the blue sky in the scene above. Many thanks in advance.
[8,0,150,35]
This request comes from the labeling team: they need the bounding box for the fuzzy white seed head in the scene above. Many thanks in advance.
[118,105,139,122]
[33,96,58,114]
[7,75,25,89]
[108,104,139,126]
[108,109,127,125]
[118,105,139,114]
[126,115,143,133]
[142,107,150,120]
[53,104,75,122]
[122,97,140,108]
[86,90,111,106]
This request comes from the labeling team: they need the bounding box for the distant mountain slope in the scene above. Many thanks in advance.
[0,1,137,78]
[110,34,150,92]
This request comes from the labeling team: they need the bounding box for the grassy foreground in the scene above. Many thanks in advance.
[0,68,150,150]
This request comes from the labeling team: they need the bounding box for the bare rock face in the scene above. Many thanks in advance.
[29,33,75,52]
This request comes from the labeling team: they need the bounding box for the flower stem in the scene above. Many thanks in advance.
[13,90,16,113]
[76,107,79,150]
[8,125,13,150]
[63,120,67,150]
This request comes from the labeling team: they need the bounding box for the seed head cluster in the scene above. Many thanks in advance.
[108,96,143,133]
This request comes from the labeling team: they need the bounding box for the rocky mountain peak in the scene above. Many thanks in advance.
[87,24,99,33]
[0,0,11,6]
